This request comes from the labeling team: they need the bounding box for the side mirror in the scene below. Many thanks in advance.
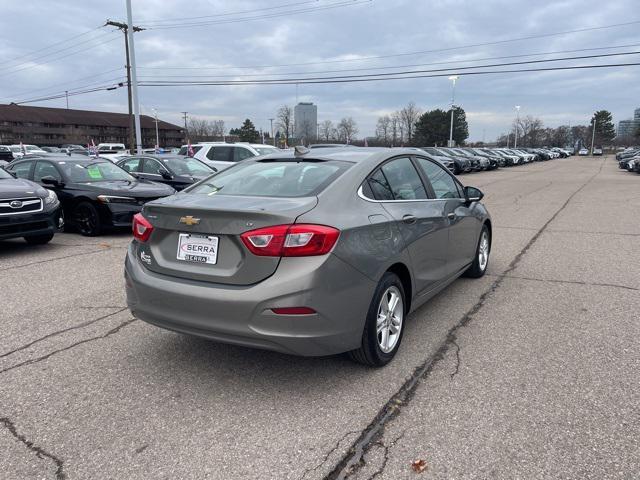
[464,186,484,203]
[160,169,173,180]
[41,176,63,187]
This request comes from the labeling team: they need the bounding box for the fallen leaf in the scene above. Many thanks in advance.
[99,242,111,248]
[411,459,428,473]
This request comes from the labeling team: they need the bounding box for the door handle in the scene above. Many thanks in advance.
[402,214,417,224]
[447,212,456,220]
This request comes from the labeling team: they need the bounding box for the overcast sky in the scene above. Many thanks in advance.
[2,0,639,141]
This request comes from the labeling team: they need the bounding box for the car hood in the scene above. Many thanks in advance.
[71,180,175,197]
[0,177,48,199]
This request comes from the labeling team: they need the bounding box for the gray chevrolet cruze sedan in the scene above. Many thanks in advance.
[125,147,491,366]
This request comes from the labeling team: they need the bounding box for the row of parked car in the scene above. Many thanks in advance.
[1,141,570,245]
[616,147,640,174]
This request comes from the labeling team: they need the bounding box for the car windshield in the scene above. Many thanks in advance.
[0,168,13,179]
[188,160,350,197]
[177,145,203,156]
[253,147,278,156]
[161,157,212,176]
[59,161,135,182]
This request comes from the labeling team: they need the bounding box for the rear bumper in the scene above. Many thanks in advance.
[125,243,376,356]
[0,206,61,240]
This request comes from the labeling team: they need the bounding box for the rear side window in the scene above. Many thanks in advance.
[207,146,233,161]
[379,157,427,200]
[233,147,255,162]
[188,160,350,197]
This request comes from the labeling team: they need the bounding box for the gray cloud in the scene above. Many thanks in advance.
[1,0,639,140]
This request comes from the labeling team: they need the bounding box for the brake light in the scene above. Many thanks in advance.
[240,224,339,257]
[132,213,153,242]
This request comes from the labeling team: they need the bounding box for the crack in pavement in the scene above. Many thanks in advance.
[0,247,125,272]
[0,307,128,359]
[300,431,360,480]
[0,317,137,375]
[0,417,65,480]
[449,339,461,380]
[325,157,607,480]
[366,431,405,480]
[488,274,639,291]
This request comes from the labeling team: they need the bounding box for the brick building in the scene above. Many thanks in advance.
[0,104,184,147]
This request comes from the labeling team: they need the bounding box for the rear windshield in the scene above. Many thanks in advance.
[177,145,203,156]
[187,160,350,197]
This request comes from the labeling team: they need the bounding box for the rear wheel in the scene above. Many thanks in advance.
[349,272,406,367]
[24,233,54,245]
[464,225,490,278]
[73,202,102,236]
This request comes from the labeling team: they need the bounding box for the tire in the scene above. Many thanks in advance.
[73,201,102,236]
[349,272,406,367]
[24,233,54,245]
[464,224,490,278]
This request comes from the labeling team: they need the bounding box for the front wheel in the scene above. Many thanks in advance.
[464,225,490,278]
[73,202,102,236]
[349,272,406,367]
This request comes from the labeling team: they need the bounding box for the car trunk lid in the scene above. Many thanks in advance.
[141,194,318,285]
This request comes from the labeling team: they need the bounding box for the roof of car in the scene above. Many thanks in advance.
[257,147,426,164]
[13,154,111,163]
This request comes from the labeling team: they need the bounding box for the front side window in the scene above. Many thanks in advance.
[188,160,350,197]
[177,145,203,156]
[379,157,427,200]
[417,157,461,199]
[142,158,164,174]
[34,161,62,182]
[162,157,212,176]
[120,158,141,173]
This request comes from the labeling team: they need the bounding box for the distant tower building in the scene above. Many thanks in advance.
[294,102,318,143]
[617,106,640,137]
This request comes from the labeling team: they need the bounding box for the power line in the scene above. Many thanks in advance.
[0,32,121,79]
[141,0,372,29]
[137,50,640,85]
[11,76,127,105]
[1,25,105,64]
[137,63,640,87]
[138,19,640,69]
[138,0,320,24]
[136,44,640,79]
[13,83,124,105]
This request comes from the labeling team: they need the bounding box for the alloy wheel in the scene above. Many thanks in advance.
[376,286,403,353]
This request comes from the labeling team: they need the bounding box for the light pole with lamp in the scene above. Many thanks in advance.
[152,108,159,152]
[448,75,458,147]
[514,105,521,148]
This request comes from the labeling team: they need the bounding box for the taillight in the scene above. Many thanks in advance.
[132,213,153,242]
[240,224,339,257]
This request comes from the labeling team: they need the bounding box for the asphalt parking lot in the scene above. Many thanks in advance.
[1,155,638,479]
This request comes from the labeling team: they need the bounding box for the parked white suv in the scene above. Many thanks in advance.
[179,142,278,171]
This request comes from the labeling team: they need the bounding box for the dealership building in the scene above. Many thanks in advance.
[0,104,184,147]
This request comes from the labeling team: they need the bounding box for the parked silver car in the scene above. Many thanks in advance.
[125,147,492,366]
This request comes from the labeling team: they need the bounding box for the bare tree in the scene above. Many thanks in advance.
[399,101,421,144]
[375,115,392,145]
[390,113,400,146]
[337,117,359,143]
[318,120,334,141]
[210,120,226,138]
[298,119,315,145]
[276,105,293,144]
[187,118,211,141]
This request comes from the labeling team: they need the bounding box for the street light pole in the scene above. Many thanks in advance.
[269,118,274,146]
[448,76,458,147]
[514,105,521,148]
[590,115,597,155]
[153,108,159,151]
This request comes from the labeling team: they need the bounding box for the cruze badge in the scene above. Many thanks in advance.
[140,251,152,265]
[179,216,201,226]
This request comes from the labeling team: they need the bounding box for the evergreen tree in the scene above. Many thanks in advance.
[238,119,259,143]
[590,110,616,145]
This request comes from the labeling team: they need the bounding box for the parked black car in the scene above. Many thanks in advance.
[0,146,14,162]
[0,167,63,244]
[5,155,175,236]
[116,155,214,191]
[420,147,471,174]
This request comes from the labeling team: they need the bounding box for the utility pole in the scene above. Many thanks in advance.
[182,112,189,143]
[65,91,69,109]
[269,118,274,146]
[105,18,144,153]
[125,0,142,154]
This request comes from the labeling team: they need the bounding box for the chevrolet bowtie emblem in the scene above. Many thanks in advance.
[179,216,201,226]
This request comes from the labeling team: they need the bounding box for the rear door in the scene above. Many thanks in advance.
[415,156,479,275]
[366,156,450,295]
